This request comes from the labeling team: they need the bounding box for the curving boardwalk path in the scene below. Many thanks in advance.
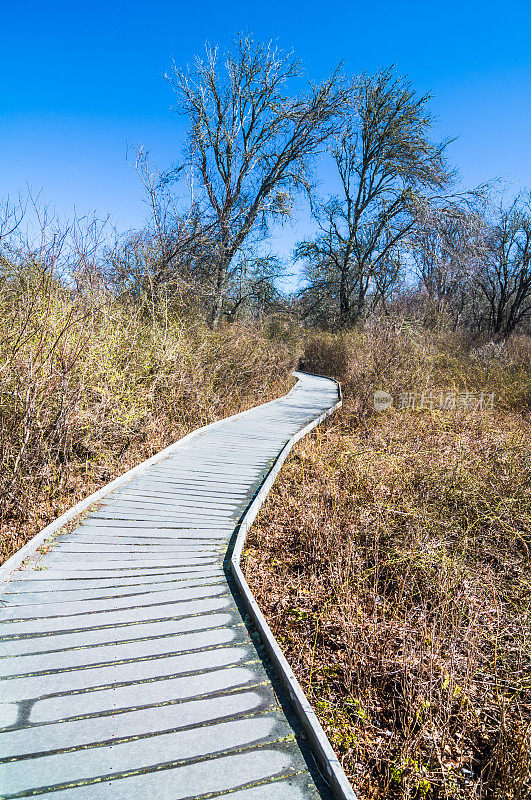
[0,373,355,800]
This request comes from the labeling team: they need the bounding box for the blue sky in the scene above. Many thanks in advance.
[1,0,531,287]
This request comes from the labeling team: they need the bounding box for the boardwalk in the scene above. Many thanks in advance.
[0,373,355,800]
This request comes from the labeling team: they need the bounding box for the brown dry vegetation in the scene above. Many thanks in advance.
[244,324,531,800]
[0,274,296,563]
[2,267,530,800]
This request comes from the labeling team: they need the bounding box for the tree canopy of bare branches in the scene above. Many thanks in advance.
[298,67,453,328]
[476,193,531,336]
[167,34,349,327]
[410,200,489,327]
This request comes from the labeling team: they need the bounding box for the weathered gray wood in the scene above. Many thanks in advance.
[0,373,354,800]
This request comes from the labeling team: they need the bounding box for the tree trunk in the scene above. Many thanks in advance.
[339,266,350,328]
[209,260,227,329]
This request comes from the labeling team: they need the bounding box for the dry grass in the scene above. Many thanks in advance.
[0,276,297,563]
[3,270,530,800]
[244,324,531,800]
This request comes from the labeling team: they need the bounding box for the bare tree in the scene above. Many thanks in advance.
[227,251,283,320]
[411,201,489,327]
[298,67,452,328]
[166,34,348,328]
[106,150,217,311]
[476,192,531,336]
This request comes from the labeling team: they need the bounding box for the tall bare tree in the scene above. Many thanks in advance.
[166,35,348,327]
[298,67,452,327]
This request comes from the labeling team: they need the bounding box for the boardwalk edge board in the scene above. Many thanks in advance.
[230,376,358,800]
[1,371,358,800]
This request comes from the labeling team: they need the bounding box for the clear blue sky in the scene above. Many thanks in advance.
[1,0,530,286]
